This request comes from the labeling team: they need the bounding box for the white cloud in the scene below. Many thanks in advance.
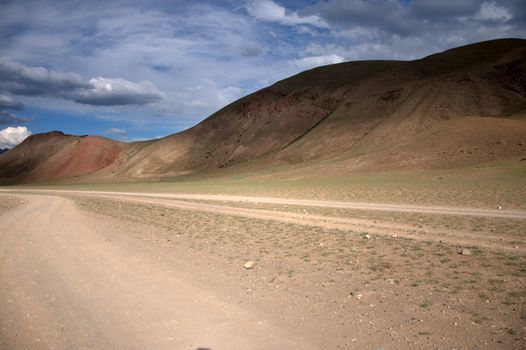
[475,2,512,21]
[72,77,163,106]
[291,54,345,69]
[0,57,163,106]
[0,126,31,149]
[0,56,88,96]
[104,127,127,136]
[157,82,246,117]
[246,0,327,28]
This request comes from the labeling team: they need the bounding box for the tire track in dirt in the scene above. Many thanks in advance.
[2,190,524,252]
[71,193,526,252]
[2,189,526,219]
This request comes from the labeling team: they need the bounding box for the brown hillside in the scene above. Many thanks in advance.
[1,38,525,183]
[117,38,526,178]
[0,131,123,183]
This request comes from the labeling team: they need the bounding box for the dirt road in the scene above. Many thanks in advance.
[2,189,523,252]
[2,189,525,219]
[0,195,315,350]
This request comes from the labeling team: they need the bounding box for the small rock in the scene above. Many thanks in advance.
[391,234,398,238]
[364,234,370,239]
[460,248,471,256]
[497,206,502,210]
[351,292,362,300]
[243,261,256,269]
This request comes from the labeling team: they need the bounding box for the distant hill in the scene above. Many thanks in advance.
[0,131,123,183]
[0,148,8,155]
[1,38,526,184]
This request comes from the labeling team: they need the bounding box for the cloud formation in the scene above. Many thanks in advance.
[0,91,31,125]
[304,0,526,61]
[0,57,88,96]
[0,0,524,140]
[475,2,512,21]
[0,110,32,125]
[0,126,31,149]
[312,0,518,36]
[104,127,128,137]
[0,57,162,106]
[246,0,327,28]
[72,78,162,106]
[0,92,24,110]
[291,54,345,69]
[239,43,264,57]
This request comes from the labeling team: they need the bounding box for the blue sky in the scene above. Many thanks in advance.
[0,0,525,148]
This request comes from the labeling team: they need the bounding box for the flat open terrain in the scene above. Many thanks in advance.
[17,162,526,208]
[0,182,525,349]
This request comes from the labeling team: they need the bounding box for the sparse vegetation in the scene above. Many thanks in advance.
[64,195,526,349]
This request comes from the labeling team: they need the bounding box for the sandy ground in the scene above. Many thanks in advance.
[1,191,525,349]
[0,194,314,350]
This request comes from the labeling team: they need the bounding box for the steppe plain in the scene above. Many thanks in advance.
[1,163,525,350]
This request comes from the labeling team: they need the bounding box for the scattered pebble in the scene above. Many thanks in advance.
[243,261,256,269]
[460,248,471,256]
[351,292,362,300]
[497,206,502,210]
[364,234,370,239]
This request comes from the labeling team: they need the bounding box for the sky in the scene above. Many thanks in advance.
[0,0,525,148]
